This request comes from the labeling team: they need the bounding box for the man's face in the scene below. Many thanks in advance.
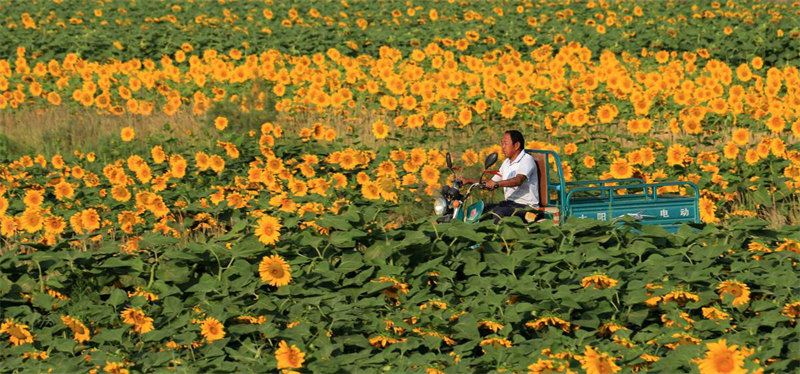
[501,133,517,159]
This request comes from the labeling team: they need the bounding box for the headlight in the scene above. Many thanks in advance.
[433,197,448,215]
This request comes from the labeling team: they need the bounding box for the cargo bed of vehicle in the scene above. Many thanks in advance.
[525,149,700,232]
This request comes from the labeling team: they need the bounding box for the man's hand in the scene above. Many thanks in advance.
[484,180,498,190]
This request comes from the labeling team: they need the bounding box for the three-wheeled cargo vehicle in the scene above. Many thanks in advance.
[434,149,700,232]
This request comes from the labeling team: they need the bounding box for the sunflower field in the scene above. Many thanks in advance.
[1,0,800,373]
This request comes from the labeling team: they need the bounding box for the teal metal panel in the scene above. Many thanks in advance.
[464,201,484,223]
[521,149,700,230]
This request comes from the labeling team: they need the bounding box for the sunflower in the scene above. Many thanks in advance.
[330,173,347,189]
[477,320,504,333]
[44,216,67,235]
[61,315,91,343]
[430,111,449,129]
[275,340,306,369]
[473,100,488,115]
[735,64,752,82]
[702,307,731,321]
[710,98,728,115]
[765,115,785,133]
[201,317,225,343]
[168,155,187,179]
[661,290,700,306]
[782,301,800,318]
[225,192,248,209]
[135,165,152,183]
[259,254,292,287]
[335,152,356,170]
[194,152,211,171]
[380,95,397,110]
[525,316,571,333]
[111,185,131,202]
[666,144,690,167]
[479,337,512,348]
[127,287,158,301]
[214,116,228,131]
[751,56,764,69]
[597,322,628,337]
[578,346,620,374]
[770,138,786,157]
[23,189,44,207]
[776,239,800,254]
[80,208,101,232]
[457,106,472,126]
[583,156,596,169]
[528,358,568,374]
[581,274,619,289]
[0,318,34,346]
[420,165,440,186]
[460,149,478,166]
[716,280,750,306]
[209,155,225,174]
[53,181,75,201]
[639,148,656,166]
[47,91,61,105]
[661,312,695,329]
[723,142,739,159]
[695,339,747,374]
[103,361,129,374]
[254,215,282,245]
[20,208,44,233]
[285,178,306,197]
[683,119,702,134]
[792,119,800,138]
[369,335,405,349]
[626,119,644,133]
[699,197,717,223]
[21,350,49,361]
[361,180,381,200]
[756,139,771,158]
[120,307,154,334]
[627,150,644,165]
[402,174,418,186]
[120,126,135,142]
[596,104,618,124]
[375,161,397,178]
[609,158,633,179]
[378,178,398,202]
[744,149,759,165]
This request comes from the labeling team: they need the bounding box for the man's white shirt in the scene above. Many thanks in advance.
[491,151,539,207]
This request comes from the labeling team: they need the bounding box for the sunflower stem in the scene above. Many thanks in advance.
[35,260,44,293]
[208,245,222,281]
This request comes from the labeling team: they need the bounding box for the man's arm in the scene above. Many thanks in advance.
[485,175,526,189]
[486,155,534,189]
[458,173,503,185]
[457,177,481,184]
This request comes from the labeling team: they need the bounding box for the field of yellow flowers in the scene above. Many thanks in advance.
[1,0,800,373]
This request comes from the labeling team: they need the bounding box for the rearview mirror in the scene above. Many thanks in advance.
[484,152,498,169]
[445,152,452,169]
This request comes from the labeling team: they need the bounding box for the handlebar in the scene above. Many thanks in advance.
[465,182,494,198]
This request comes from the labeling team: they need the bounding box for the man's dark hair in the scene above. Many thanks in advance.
[505,130,525,151]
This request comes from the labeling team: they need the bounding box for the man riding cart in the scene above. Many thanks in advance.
[458,130,540,223]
